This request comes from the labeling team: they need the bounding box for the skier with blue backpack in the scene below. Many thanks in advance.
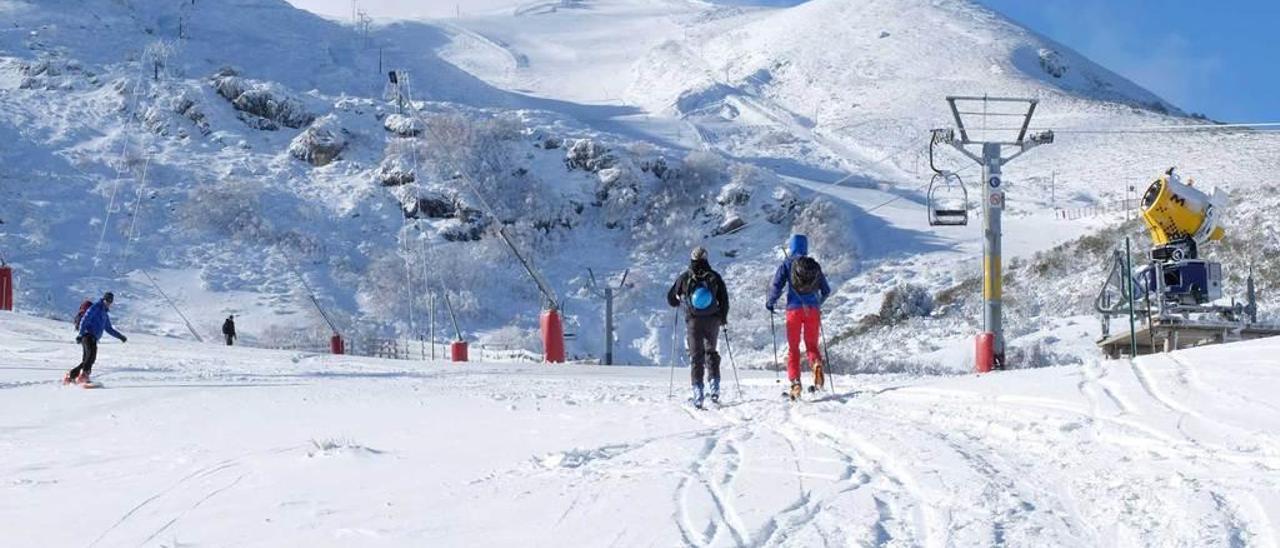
[667,246,730,408]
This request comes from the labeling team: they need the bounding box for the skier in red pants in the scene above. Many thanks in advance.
[765,234,831,399]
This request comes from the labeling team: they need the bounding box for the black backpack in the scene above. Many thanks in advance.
[684,270,721,317]
[790,257,822,295]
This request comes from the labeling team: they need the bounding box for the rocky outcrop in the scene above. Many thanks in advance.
[288,115,347,166]
[210,69,314,130]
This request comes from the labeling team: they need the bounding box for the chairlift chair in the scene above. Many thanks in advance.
[927,171,969,226]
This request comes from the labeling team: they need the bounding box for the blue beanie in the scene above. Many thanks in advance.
[788,234,808,257]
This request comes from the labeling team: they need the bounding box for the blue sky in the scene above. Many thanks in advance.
[976,0,1279,122]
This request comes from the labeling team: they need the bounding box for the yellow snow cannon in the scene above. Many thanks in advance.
[1140,168,1227,248]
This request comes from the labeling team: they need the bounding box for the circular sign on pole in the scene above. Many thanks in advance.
[989,191,1005,209]
[988,176,1002,188]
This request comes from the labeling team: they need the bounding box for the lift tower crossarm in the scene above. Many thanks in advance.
[937,95,1052,370]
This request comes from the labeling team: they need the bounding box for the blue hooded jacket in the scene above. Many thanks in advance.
[78,299,125,342]
[766,235,831,311]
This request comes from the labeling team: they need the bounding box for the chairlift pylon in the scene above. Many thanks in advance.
[927,171,969,226]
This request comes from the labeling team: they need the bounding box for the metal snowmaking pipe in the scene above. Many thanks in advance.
[281,255,340,335]
[396,74,565,361]
[391,69,560,310]
[139,269,204,343]
[440,288,463,341]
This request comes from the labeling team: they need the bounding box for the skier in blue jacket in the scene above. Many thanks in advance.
[64,292,126,385]
[765,235,831,399]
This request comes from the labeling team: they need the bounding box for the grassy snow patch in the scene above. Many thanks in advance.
[307,438,385,458]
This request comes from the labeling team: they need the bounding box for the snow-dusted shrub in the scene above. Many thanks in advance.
[412,112,555,233]
[382,113,422,137]
[593,165,641,228]
[627,141,655,158]
[14,55,93,90]
[142,39,180,81]
[756,129,798,146]
[403,191,467,220]
[680,150,724,189]
[717,163,764,208]
[1007,338,1083,369]
[790,197,857,276]
[357,253,416,320]
[176,181,270,241]
[441,219,487,241]
[377,156,416,186]
[878,283,934,323]
[480,325,541,353]
[639,156,670,179]
[564,139,615,172]
[289,115,347,166]
[716,179,751,207]
[417,113,517,178]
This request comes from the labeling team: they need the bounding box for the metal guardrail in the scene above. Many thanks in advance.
[1055,198,1140,221]
[264,337,542,363]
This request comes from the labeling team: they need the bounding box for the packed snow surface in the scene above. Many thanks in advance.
[4,312,1278,546]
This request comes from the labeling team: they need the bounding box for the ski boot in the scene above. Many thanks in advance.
[789,380,803,401]
[62,371,75,385]
[691,383,705,410]
[76,372,91,385]
[708,378,721,405]
[810,362,825,393]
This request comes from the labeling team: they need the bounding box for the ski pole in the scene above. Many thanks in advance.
[769,310,781,383]
[668,308,678,399]
[721,325,743,400]
[819,319,837,394]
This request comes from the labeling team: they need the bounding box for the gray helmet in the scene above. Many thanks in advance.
[690,246,708,261]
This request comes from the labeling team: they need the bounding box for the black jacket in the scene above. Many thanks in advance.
[667,259,729,323]
[222,319,236,337]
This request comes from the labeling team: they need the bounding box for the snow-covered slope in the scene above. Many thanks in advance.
[3,311,1278,546]
[0,0,855,364]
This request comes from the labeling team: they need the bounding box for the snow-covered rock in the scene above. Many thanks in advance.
[211,70,314,130]
[382,113,423,137]
[288,114,347,166]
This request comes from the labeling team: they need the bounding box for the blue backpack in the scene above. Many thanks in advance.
[685,271,720,316]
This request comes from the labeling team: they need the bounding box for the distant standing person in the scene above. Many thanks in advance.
[222,315,237,346]
[667,246,730,409]
[766,235,832,400]
[65,292,127,386]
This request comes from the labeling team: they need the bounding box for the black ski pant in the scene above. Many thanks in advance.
[68,336,98,378]
[225,334,234,346]
[686,315,721,387]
